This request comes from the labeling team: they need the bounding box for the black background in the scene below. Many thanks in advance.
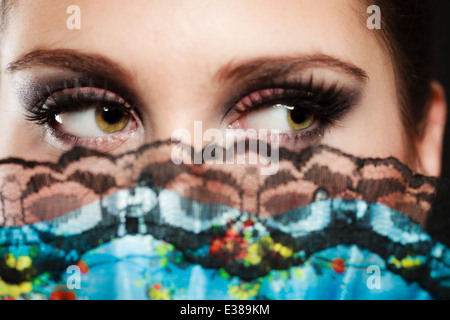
[435,0,450,178]
[422,1,450,245]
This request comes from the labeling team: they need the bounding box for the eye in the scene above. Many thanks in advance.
[54,104,133,137]
[229,102,317,133]
[224,83,358,149]
[27,86,142,152]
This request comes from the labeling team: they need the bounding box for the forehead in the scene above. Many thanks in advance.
[2,0,382,72]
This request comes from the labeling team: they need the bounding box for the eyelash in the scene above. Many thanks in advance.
[232,77,356,127]
[226,77,358,147]
[26,86,132,129]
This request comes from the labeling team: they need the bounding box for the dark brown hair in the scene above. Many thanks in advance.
[0,0,12,33]
[362,0,437,142]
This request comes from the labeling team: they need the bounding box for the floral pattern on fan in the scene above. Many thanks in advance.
[0,142,448,299]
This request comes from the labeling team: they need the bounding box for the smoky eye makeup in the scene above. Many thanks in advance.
[224,74,364,149]
[14,73,144,152]
[19,76,138,116]
[10,55,366,155]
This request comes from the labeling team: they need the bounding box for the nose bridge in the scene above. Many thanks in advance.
[139,64,224,144]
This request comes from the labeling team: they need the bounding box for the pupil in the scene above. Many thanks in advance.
[290,108,308,124]
[102,107,124,125]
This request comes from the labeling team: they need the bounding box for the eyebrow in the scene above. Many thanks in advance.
[6,48,134,85]
[6,49,368,89]
[215,54,369,85]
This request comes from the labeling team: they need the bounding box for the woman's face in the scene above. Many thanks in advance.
[0,0,408,167]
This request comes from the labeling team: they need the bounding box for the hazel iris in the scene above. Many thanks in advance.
[287,107,314,130]
[95,106,130,133]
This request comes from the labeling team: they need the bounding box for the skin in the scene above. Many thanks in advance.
[0,0,446,175]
